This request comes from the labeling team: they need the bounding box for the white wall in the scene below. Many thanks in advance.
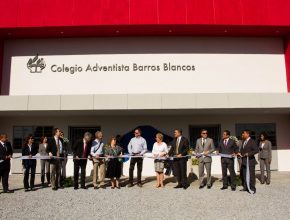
[2,37,287,95]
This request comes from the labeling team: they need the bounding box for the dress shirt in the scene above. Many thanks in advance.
[128,136,147,155]
[54,136,63,154]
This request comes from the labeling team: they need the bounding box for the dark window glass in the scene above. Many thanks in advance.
[13,126,53,149]
[235,123,277,149]
[189,125,221,150]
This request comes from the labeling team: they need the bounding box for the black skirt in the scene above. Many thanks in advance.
[106,158,122,179]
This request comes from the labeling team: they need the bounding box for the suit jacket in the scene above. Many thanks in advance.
[168,136,189,159]
[72,139,92,159]
[0,142,7,162]
[195,137,215,163]
[47,137,64,163]
[217,138,238,157]
[241,138,259,166]
[259,140,272,160]
[22,144,38,167]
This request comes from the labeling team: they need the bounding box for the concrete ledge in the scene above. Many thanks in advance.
[61,95,94,110]
[0,96,28,110]
[94,94,127,110]
[128,94,162,109]
[28,95,61,110]
[0,93,290,111]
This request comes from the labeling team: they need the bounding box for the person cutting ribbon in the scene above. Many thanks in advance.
[238,129,259,194]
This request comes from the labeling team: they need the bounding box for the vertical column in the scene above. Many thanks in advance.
[0,39,3,94]
[284,36,290,92]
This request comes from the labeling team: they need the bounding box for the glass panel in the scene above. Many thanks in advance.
[189,125,221,150]
[235,123,277,149]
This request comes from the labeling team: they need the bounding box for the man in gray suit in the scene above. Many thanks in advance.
[195,129,215,189]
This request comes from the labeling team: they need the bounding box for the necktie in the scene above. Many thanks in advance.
[176,138,179,154]
[202,138,205,147]
[224,139,227,147]
[83,142,87,158]
[243,140,248,149]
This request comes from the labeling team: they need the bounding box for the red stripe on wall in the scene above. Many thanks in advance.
[284,37,290,92]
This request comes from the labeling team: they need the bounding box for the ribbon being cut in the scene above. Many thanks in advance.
[13,152,234,160]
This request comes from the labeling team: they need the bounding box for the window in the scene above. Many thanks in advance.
[13,126,54,149]
[189,124,221,149]
[235,123,277,148]
[69,126,101,149]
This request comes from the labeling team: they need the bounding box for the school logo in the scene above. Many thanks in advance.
[27,54,46,73]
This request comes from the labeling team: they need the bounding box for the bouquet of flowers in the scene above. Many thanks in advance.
[229,136,239,145]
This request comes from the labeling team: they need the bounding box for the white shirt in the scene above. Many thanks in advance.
[176,136,181,146]
[54,136,63,153]
[28,144,32,152]
[223,138,229,145]
[152,142,168,156]
[261,143,265,149]
[0,141,5,147]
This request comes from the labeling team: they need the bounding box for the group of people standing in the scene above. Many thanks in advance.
[0,127,272,194]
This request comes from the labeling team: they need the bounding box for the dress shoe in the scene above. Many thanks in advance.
[199,185,205,189]
[3,189,14,193]
[74,187,78,190]
[220,186,228,190]
[25,188,30,192]
[137,183,142,188]
[127,183,133,188]
[30,187,35,191]
[231,188,236,191]
[174,185,183,189]
[240,188,248,192]
[81,186,88,189]
[183,185,189,190]
[52,187,58,191]
[207,185,212,189]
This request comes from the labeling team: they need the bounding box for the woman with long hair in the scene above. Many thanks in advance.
[259,132,272,185]
[39,136,50,187]
[22,134,38,191]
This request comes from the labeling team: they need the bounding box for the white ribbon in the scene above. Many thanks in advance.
[13,152,235,160]
[246,157,254,194]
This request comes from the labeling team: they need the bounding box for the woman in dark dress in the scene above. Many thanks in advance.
[105,137,123,189]
[22,134,38,191]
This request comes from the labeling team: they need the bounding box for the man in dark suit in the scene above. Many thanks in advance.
[47,128,64,190]
[168,129,189,189]
[238,129,259,194]
[72,132,92,190]
[0,133,14,193]
[217,130,238,191]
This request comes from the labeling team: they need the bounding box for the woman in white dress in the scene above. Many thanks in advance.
[152,133,168,188]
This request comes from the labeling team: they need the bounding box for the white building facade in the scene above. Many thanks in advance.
[1,37,290,176]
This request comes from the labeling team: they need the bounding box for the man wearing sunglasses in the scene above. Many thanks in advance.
[195,129,215,189]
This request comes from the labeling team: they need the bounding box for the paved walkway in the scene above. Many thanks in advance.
[1,172,290,219]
